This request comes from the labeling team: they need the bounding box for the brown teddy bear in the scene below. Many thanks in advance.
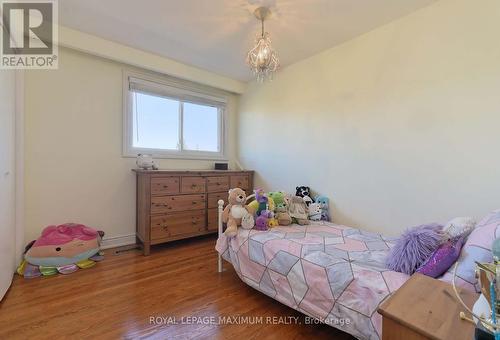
[222,188,253,237]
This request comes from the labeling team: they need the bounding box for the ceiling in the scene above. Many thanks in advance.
[59,0,437,82]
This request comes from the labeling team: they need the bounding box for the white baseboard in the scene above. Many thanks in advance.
[100,233,136,249]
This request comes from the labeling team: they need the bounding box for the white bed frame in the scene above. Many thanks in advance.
[217,199,224,273]
[216,194,257,273]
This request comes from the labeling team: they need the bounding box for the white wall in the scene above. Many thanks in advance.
[58,26,246,94]
[238,0,500,235]
[0,70,16,298]
[24,48,240,245]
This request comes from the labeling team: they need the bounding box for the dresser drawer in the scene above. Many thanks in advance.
[135,169,253,256]
[207,192,228,208]
[206,176,229,193]
[151,194,206,214]
[207,208,218,231]
[230,175,249,190]
[151,177,180,195]
[151,210,206,240]
[181,176,206,193]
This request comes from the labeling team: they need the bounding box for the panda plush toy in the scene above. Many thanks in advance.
[295,186,314,206]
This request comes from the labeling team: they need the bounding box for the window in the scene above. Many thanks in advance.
[123,72,227,159]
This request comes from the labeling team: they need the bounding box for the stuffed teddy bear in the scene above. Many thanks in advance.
[314,195,330,221]
[287,195,310,225]
[308,203,322,221]
[269,191,292,226]
[276,205,292,226]
[296,186,314,207]
[222,188,253,237]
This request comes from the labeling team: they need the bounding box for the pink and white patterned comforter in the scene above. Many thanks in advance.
[215,222,409,340]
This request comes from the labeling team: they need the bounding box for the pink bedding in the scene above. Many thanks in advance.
[215,222,409,340]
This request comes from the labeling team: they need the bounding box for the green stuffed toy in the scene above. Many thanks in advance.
[268,191,292,226]
[268,191,285,209]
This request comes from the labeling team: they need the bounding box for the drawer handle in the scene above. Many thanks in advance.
[163,185,169,188]
[191,184,197,188]
[192,201,197,205]
[216,182,221,185]
[161,224,168,229]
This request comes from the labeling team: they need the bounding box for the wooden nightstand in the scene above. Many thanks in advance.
[378,273,478,340]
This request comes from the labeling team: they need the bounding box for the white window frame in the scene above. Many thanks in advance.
[123,71,228,160]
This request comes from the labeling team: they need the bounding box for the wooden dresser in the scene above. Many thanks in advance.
[133,169,253,255]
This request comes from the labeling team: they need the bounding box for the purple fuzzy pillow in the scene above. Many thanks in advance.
[416,236,464,278]
[386,223,443,275]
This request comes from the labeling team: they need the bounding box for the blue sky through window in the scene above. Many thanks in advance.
[132,92,220,152]
[133,92,179,150]
[183,102,218,152]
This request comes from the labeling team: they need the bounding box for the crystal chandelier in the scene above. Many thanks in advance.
[246,7,279,82]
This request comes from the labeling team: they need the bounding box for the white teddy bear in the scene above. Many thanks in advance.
[308,203,322,221]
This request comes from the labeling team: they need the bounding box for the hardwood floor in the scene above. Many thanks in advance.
[0,235,353,339]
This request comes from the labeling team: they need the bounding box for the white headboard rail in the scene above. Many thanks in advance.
[217,199,224,273]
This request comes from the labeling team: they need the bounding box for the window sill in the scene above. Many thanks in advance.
[123,151,228,161]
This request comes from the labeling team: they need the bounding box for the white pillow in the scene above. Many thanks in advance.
[443,217,476,239]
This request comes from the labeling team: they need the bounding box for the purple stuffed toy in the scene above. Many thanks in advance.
[255,215,269,231]
[254,189,268,217]
[255,209,273,231]
[386,223,444,275]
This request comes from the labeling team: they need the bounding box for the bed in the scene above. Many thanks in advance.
[214,197,500,340]
[214,200,410,340]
